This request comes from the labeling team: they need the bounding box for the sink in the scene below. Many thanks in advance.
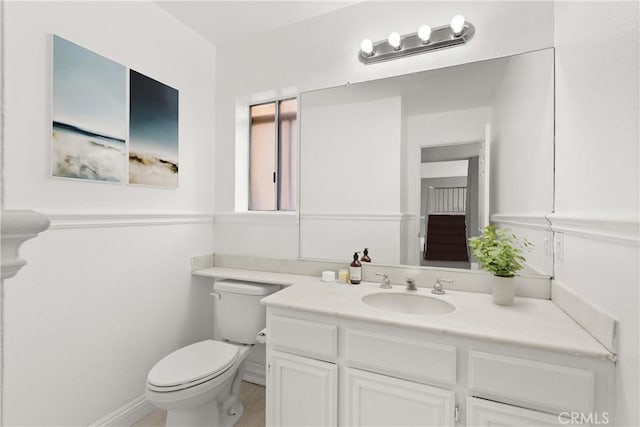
[361,292,455,315]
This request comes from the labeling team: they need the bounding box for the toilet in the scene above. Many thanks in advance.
[146,279,280,427]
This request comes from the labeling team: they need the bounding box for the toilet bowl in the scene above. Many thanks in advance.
[145,280,280,427]
[146,340,250,427]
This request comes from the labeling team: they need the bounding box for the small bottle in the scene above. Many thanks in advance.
[361,248,371,263]
[349,252,362,284]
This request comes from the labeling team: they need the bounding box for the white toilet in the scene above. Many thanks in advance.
[146,279,280,427]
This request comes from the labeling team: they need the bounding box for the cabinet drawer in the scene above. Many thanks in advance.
[467,397,566,426]
[468,351,595,414]
[269,314,338,362]
[345,328,456,387]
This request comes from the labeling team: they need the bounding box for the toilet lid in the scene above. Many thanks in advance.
[147,340,239,388]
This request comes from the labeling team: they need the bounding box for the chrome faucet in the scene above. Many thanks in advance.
[376,273,392,289]
[432,278,451,295]
[405,277,417,291]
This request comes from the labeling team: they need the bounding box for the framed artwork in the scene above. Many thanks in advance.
[52,35,126,182]
[128,70,179,187]
[51,35,179,188]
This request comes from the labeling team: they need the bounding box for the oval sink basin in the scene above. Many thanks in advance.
[362,292,455,315]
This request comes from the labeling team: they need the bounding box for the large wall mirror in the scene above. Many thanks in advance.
[299,48,554,276]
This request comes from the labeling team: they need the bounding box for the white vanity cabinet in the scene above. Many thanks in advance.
[270,350,337,426]
[346,368,455,426]
[266,310,458,427]
[267,313,339,426]
[265,307,614,427]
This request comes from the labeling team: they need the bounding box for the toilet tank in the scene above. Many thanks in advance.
[213,279,280,344]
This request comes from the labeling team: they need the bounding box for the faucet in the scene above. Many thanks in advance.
[376,273,392,289]
[405,277,417,291]
[432,278,451,295]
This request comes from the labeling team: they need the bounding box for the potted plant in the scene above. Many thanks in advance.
[468,225,532,306]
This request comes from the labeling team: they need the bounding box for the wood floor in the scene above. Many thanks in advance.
[132,381,265,427]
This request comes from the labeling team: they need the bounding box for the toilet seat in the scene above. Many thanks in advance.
[147,340,239,392]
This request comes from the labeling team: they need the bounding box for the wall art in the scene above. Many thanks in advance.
[52,35,126,182]
[128,70,179,187]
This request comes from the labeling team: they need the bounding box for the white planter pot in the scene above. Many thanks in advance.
[492,276,515,306]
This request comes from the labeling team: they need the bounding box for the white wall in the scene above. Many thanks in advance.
[421,161,469,179]
[3,2,216,424]
[299,96,403,263]
[214,0,555,257]
[408,107,491,150]
[491,49,554,216]
[300,97,402,213]
[554,2,639,426]
[489,48,555,275]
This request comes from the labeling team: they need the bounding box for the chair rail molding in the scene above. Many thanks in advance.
[490,213,550,230]
[1,210,50,279]
[46,211,214,229]
[546,212,639,246]
[300,212,404,222]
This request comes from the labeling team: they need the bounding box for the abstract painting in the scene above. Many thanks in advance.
[128,70,179,187]
[52,35,126,182]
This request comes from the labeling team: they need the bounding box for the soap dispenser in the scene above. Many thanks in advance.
[349,252,362,284]
[361,248,371,263]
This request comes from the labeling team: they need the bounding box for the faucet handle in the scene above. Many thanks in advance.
[432,278,449,295]
[376,273,392,289]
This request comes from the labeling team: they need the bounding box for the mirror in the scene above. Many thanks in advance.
[299,48,554,275]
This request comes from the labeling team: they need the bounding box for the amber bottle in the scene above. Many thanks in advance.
[349,252,362,284]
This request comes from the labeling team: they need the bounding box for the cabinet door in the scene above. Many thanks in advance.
[345,368,455,427]
[269,350,337,427]
[467,397,568,426]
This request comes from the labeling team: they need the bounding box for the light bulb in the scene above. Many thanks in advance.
[450,15,465,36]
[388,32,402,49]
[360,38,374,56]
[417,24,432,42]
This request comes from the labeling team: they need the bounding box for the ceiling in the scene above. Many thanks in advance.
[155,1,361,45]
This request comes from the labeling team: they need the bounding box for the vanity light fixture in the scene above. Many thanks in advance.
[387,32,402,50]
[417,24,432,43]
[450,15,466,35]
[358,15,475,65]
[360,38,374,56]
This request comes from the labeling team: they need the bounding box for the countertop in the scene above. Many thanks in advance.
[193,267,614,361]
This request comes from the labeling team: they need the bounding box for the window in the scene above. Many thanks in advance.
[249,98,298,211]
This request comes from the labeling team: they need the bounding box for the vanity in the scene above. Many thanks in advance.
[260,280,614,427]
[196,43,617,427]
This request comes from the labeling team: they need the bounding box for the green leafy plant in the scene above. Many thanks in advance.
[468,226,532,278]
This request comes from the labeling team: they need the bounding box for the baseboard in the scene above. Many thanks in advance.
[243,360,266,386]
[89,394,155,427]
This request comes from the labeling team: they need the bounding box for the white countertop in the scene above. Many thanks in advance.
[193,266,308,286]
[193,267,613,361]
